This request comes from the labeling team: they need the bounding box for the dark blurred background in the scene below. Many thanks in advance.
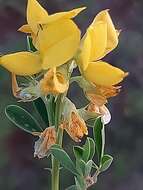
[0,0,143,189]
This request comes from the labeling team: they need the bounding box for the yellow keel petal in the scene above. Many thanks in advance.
[84,61,128,86]
[0,52,42,76]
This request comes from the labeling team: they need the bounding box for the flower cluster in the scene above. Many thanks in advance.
[1,0,128,157]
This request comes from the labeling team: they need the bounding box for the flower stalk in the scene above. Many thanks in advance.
[52,94,64,190]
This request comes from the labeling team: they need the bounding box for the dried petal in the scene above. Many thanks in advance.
[61,112,88,142]
[34,127,56,159]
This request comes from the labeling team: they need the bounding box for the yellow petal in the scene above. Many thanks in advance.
[93,10,119,55]
[36,20,80,69]
[39,7,86,24]
[77,21,107,71]
[77,30,91,71]
[0,52,42,76]
[27,0,49,33]
[88,21,107,61]
[18,24,32,33]
[84,61,128,86]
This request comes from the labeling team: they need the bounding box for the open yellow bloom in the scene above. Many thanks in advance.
[18,0,83,70]
[1,0,83,76]
[40,68,69,95]
[77,10,128,87]
[0,52,42,75]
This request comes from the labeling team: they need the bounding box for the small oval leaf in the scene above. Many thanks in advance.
[93,118,105,163]
[100,154,113,172]
[50,147,79,175]
[85,160,93,177]
[73,146,84,160]
[82,137,91,162]
[5,105,42,134]
[88,138,96,160]
[33,98,49,125]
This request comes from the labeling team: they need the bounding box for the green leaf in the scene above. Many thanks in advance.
[76,159,86,176]
[73,146,84,160]
[5,105,42,134]
[50,147,79,175]
[92,161,98,170]
[88,138,95,160]
[82,137,91,162]
[66,185,77,190]
[33,98,49,125]
[100,154,113,172]
[75,176,86,190]
[27,36,37,52]
[85,160,93,177]
[93,118,105,163]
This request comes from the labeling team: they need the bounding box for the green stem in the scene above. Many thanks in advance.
[42,96,55,126]
[52,94,64,190]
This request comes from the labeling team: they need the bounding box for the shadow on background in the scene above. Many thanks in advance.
[0,0,143,189]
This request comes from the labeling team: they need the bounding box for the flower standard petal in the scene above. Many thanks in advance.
[37,20,80,69]
[40,7,86,24]
[76,30,91,71]
[93,10,119,54]
[84,61,128,86]
[88,21,107,61]
[0,52,42,76]
[27,0,49,34]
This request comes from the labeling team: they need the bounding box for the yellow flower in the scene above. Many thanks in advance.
[40,68,69,95]
[33,127,56,159]
[18,0,84,70]
[0,52,42,75]
[77,10,128,87]
[60,112,88,142]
